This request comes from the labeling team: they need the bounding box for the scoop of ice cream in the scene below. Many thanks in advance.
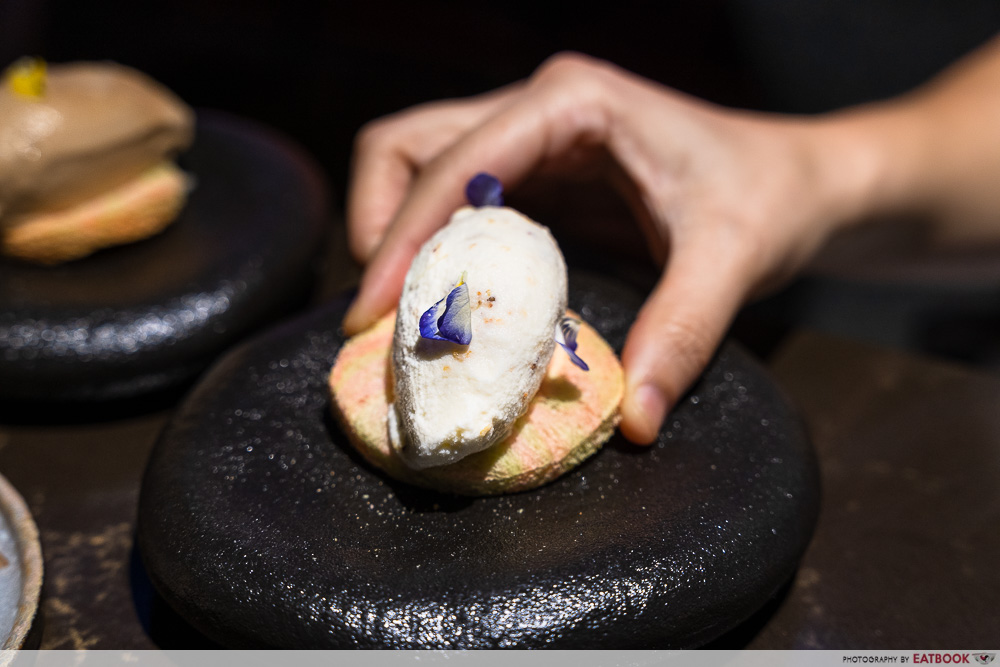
[0,60,193,223]
[390,205,568,469]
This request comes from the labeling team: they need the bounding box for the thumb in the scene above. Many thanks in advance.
[619,240,750,444]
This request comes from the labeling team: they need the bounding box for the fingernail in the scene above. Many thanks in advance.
[634,383,668,438]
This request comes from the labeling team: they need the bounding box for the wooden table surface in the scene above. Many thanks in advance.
[2,227,998,649]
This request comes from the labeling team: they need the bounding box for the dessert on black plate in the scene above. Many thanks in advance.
[138,269,820,648]
[0,59,327,403]
[1,58,193,264]
[331,175,624,495]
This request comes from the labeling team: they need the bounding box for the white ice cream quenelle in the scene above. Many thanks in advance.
[389,204,568,469]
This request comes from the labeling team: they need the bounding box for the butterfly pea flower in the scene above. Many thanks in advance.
[465,173,504,207]
[418,272,472,345]
[555,316,589,371]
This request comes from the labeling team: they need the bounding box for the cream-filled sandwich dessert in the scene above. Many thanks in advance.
[389,203,569,468]
[331,174,624,495]
[0,57,194,264]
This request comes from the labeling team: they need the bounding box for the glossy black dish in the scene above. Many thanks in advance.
[0,111,327,402]
[137,273,819,648]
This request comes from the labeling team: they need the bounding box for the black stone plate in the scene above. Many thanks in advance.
[137,273,819,648]
[0,111,327,402]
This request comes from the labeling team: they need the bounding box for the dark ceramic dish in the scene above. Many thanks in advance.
[0,111,327,402]
[137,273,819,648]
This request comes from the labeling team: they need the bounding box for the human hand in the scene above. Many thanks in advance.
[343,53,878,444]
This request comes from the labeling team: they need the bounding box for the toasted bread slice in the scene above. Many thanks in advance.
[1,161,189,264]
[330,311,623,495]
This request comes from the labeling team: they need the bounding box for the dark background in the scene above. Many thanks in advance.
[5,0,1000,195]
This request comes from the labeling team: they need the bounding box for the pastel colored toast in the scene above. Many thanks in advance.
[1,161,189,264]
[329,311,624,495]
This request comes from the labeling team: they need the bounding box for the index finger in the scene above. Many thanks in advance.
[347,85,524,263]
[342,59,618,334]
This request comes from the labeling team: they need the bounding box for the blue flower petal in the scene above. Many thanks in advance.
[466,173,504,207]
[419,275,472,345]
[558,316,580,352]
[418,297,448,341]
[555,316,588,371]
[558,341,590,371]
[437,281,472,345]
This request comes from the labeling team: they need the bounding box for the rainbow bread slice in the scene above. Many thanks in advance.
[330,311,624,496]
[2,162,189,264]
